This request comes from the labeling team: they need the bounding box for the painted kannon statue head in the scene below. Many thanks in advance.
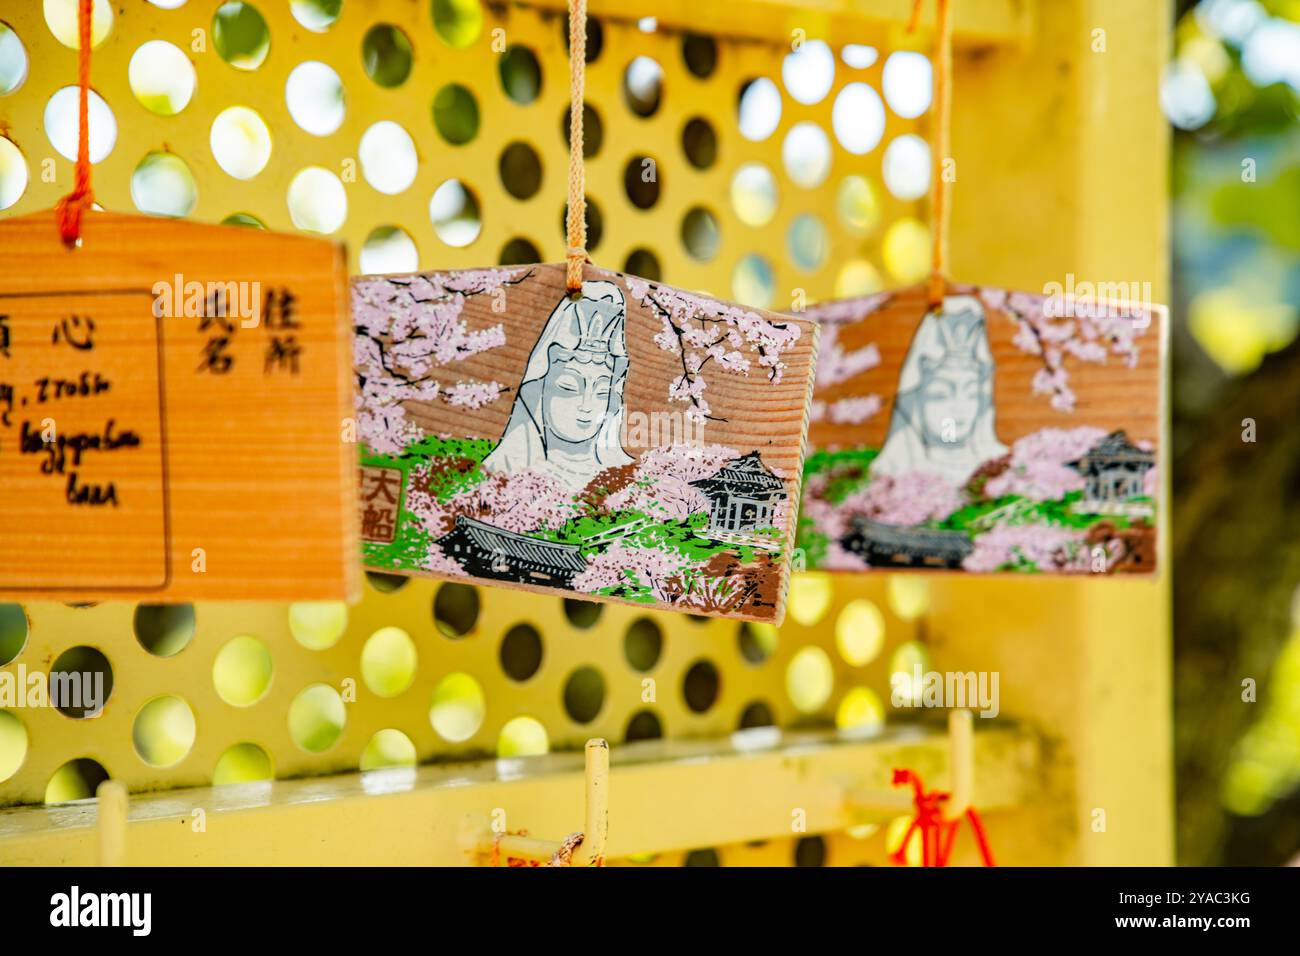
[482,279,634,488]
[871,294,1008,485]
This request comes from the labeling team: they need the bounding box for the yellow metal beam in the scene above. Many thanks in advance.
[0,723,1037,866]
[518,0,1035,45]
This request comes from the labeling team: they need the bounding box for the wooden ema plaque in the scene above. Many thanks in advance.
[353,262,819,623]
[0,210,358,601]
[799,282,1164,575]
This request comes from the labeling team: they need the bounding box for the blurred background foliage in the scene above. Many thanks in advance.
[1166,0,1300,864]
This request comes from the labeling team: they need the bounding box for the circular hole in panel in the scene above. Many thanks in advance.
[223,213,265,228]
[795,835,827,867]
[883,217,931,284]
[836,686,884,732]
[623,618,662,671]
[563,666,605,724]
[361,729,417,770]
[730,162,777,227]
[0,22,30,96]
[683,659,720,713]
[623,56,663,117]
[562,598,602,629]
[361,627,418,698]
[786,646,833,713]
[624,248,660,281]
[212,635,273,707]
[731,254,774,309]
[883,134,931,201]
[286,61,345,136]
[682,34,717,78]
[44,86,116,163]
[737,77,781,142]
[291,0,342,32]
[133,603,196,657]
[681,117,717,169]
[561,13,603,62]
[288,166,347,234]
[210,105,272,180]
[499,236,540,265]
[362,24,413,88]
[366,571,409,594]
[887,575,930,621]
[133,695,196,767]
[49,646,113,719]
[429,672,485,742]
[889,640,932,707]
[788,572,832,626]
[560,195,603,251]
[0,710,27,782]
[433,83,479,145]
[782,38,834,105]
[623,155,660,209]
[842,44,878,69]
[782,122,832,189]
[787,214,829,272]
[883,50,933,118]
[499,141,542,200]
[213,742,273,784]
[360,120,417,194]
[625,709,662,742]
[288,601,348,650]
[500,623,543,681]
[430,178,481,247]
[836,598,885,666]
[562,103,603,158]
[836,259,883,297]
[44,0,113,49]
[832,82,886,155]
[44,758,108,805]
[288,683,346,752]
[212,1,270,71]
[128,40,196,116]
[499,45,542,104]
[361,225,418,274]
[434,582,479,637]
[739,700,774,729]
[498,715,549,757]
[432,0,483,50]
[737,621,777,664]
[681,207,720,262]
[684,848,720,867]
[837,174,881,235]
[0,604,29,665]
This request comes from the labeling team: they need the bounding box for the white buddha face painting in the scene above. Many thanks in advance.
[482,279,633,490]
[798,283,1164,576]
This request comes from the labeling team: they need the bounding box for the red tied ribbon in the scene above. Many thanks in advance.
[55,0,96,246]
[889,768,996,867]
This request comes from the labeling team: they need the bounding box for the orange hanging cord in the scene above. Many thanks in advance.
[909,0,952,307]
[55,0,95,246]
[564,0,588,293]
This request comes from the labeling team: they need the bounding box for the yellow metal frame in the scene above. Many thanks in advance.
[0,0,1171,866]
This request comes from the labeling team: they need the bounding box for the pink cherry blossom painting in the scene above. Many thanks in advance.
[352,262,820,622]
[800,282,1164,575]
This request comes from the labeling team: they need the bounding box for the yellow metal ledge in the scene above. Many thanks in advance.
[0,721,1037,866]
[522,0,1035,45]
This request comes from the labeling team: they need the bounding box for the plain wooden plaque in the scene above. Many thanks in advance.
[0,210,359,601]
[352,262,819,623]
[799,282,1164,576]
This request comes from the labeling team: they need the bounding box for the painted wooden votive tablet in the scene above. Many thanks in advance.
[353,262,820,623]
[798,282,1164,575]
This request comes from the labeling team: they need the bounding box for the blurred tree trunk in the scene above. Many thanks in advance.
[1174,338,1300,865]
